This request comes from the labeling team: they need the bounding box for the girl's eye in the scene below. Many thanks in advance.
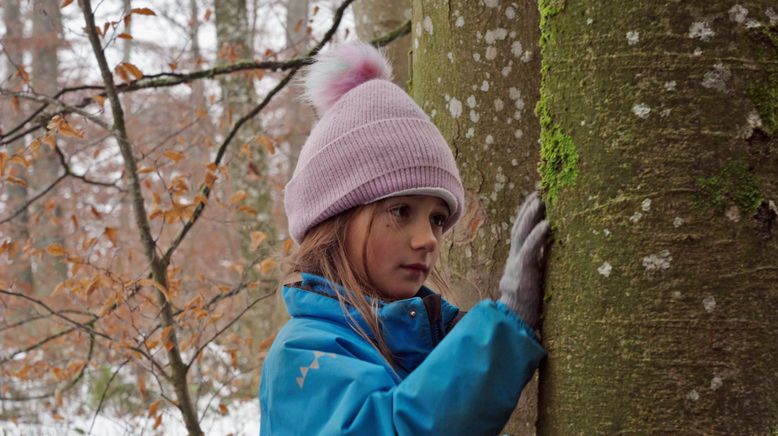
[389,205,409,218]
[431,214,449,228]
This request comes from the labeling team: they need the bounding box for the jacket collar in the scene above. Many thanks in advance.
[282,272,460,376]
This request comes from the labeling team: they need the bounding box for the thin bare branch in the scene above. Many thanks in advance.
[0,331,95,402]
[0,174,67,225]
[0,88,111,131]
[186,290,276,369]
[88,358,130,435]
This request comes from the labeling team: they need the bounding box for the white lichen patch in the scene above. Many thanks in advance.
[729,4,749,23]
[511,41,523,57]
[483,0,499,7]
[508,86,520,100]
[521,50,533,63]
[693,47,703,56]
[470,110,480,123]
[494,98,505,111]
[455,16,465,27]
[505,6,516,19]
[465,127,475,138]
[485,28,508,44]
[632,103,651,119]
[485,135,494,145]
[725,205,741,222]
[603,228,611,237]
[473,52,481,62]
[642,250,672,271]
[688,21,715,41]
[703,295,716,313]
[485,46,498,60]
[748,111,763,130]
[626,30,640,45]
[511,158,518,166]
[664,81,677,91]
[687,389,700,401]
[702,63,731,92]
[501,65,512,77]
[598,262,613,277]
[467,95,477,108]
[586,17,594,25]
[673,217,685,228]
[630,211,643,223]
[767,8,778,25]
[423,16,434,35]
[448,97,463,118]
[641,198,652,212]
[710,376,723,391]
[514,129,523,138]
[447,52,454,62]
[481,80,490,92]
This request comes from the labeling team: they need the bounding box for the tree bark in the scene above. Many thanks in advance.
[537,1,778,434]
[30,0,67,294]
[410,2,542,434]
[2,0,34,293]
[214,0,275,233]
[353,0,411,89]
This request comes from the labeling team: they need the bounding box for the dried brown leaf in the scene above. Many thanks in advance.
[130,7,157,16]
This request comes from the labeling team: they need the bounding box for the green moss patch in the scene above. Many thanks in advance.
[536,98,579,204]
[695,162,763,214]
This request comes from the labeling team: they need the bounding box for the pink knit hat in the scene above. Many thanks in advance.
[284,42,464,244]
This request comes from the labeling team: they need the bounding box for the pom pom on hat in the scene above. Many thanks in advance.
[303,41,393,114]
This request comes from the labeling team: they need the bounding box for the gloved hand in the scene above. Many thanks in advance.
[498,191,549,329]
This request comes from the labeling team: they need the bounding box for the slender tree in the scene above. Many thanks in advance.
[410,2,542,434]
[537,1,778,433]
[1,0,34,293]
[30,0,67,293]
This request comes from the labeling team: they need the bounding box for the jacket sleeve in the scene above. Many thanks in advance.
[259,300,545,436]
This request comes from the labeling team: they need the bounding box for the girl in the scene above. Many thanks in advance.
[259,42,549,435]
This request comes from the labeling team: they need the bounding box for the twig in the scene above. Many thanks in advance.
[88,358,130,436]
[186,290,276,369]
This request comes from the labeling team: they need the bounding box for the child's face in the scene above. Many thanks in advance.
[346,195,450,300]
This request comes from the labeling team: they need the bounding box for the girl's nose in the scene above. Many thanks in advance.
[410,221,438,252]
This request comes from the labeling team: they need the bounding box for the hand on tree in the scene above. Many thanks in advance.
[498,191,550,330]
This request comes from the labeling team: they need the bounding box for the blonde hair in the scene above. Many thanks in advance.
[282,201,452,367]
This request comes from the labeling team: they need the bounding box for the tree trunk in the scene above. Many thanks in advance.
[537,1,778,433]
[121,0,132,62]
[2,0,34,293]
[353,0,411,89]
[410,2,542,434]
[31,0,67,294]
[214,0,275,244]
[214,0,277,341]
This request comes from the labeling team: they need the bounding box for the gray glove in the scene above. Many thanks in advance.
[498,191,549,329]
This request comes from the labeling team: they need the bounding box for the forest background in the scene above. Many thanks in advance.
[1,0,776,435]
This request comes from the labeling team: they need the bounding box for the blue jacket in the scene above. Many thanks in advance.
[259,272,545,435]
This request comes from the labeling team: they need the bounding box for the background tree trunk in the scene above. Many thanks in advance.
[537,1,778,434]
[353,0,411,89]
[2,0,34,293]
[30,0,67,294]
[410,2,542,434]
[214,0,277,338]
